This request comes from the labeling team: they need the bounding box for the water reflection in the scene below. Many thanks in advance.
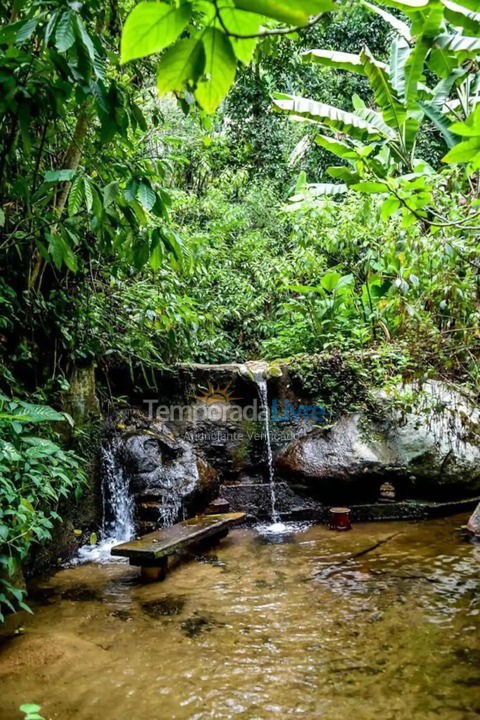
[0,514,478,720]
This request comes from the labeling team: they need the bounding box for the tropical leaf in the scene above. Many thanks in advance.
[137,182,156,211]
[372,0,429,10]
[195,28,237,113]
[273,93,384,140]
[121,2,192,64]
[449,105,480,136]
[315,133,363,159]
[290,183,349,202]
[67,175,84,216]
[55,10,75,52]
[217,5,262,64]
[389,36,411,99]
[7,402,66,424]
[361,0,412,41]
[302,49,379,75]
[327,166,362,184]
[404,34,429,108]
[435,33,480,54]
[156,37,205,95]
[44,169,77,182]
[233,0,336,25]
[354,105,398,139]
[430,68,466,107]
[443,0,480,9]
[83,177,93,212]
[419,102,458,147]
[443,136,480,163]
[442,1,480,33]
[360,48,406,131]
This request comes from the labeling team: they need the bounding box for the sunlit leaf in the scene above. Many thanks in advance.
[157,37,205,95]
[195,28,237,113]
[121,2,192,64]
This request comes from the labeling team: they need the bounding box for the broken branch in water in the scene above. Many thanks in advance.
[312,532,402,579]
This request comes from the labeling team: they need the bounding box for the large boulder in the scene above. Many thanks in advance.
[467,503,480,535]
[119,425,219,528]
[276,382,480,501]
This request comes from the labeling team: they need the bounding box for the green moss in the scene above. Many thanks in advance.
[286,350,402,419]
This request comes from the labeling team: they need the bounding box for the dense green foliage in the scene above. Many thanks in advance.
[0,0,479,622]
[0,397,84,619]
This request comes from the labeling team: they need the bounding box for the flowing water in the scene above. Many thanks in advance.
[252,370,281,529]
[77,438,135,563]
[1,515,479,720]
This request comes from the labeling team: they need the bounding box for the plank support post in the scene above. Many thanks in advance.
[139,558,168,583]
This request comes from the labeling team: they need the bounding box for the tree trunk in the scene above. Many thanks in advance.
[29,102,91,290]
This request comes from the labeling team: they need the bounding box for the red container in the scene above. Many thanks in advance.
[328,507,352,531]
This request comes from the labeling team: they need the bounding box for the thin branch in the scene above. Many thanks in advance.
[214,1,326,40]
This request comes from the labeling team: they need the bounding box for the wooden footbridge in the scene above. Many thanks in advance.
[111,512,246,581]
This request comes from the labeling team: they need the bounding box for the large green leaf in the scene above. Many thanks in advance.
[443,136,480,163]
[389,36,411,99]
[404,34,429,108]
[233,0,336,25]
[428,47,458,78]
[419,101,458,147]
[360,48,406,131]
[121,2,192,64]
[420,1,446,38]
[11,402,66,424]
[195,28,237,113]
[430,68,466,107]
[442,0,480,12]
[361,1,412,41]
[273,93,383,140]
[44,169,77,182]
[372,0,429,10]
[353,96,398,138]
[435,33,480,54]
[315,134,364,159]
[289,183,349,203]
[157,37,205,95]
[55,11,75,52]
[442,1,480,34]
[302,49,381,75]
[449,105,480,136]
[217,5,262,64]
[67,175,84,216]
[327,166,361,184]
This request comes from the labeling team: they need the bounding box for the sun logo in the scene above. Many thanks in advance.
[195,382,241,405]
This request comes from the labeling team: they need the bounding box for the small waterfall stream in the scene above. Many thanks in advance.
[100,437,135,543]
[251,367,285,531]
[78,437,135,563]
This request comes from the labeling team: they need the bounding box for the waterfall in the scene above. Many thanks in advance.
[77,436,135,563]
[252,369,281,525]
[100,436,135,543]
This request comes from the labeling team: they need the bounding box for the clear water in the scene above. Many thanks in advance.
[1,515,479,720]
[77,437,135,564]
[252,369,280,526]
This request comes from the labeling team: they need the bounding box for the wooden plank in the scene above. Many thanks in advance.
[111,512,246,563]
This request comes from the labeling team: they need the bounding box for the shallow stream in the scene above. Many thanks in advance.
[0,514,479,719]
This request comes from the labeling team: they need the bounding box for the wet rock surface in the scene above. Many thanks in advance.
[106,368,480,525]
[276,381,480,502]
[468,503,480,535]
